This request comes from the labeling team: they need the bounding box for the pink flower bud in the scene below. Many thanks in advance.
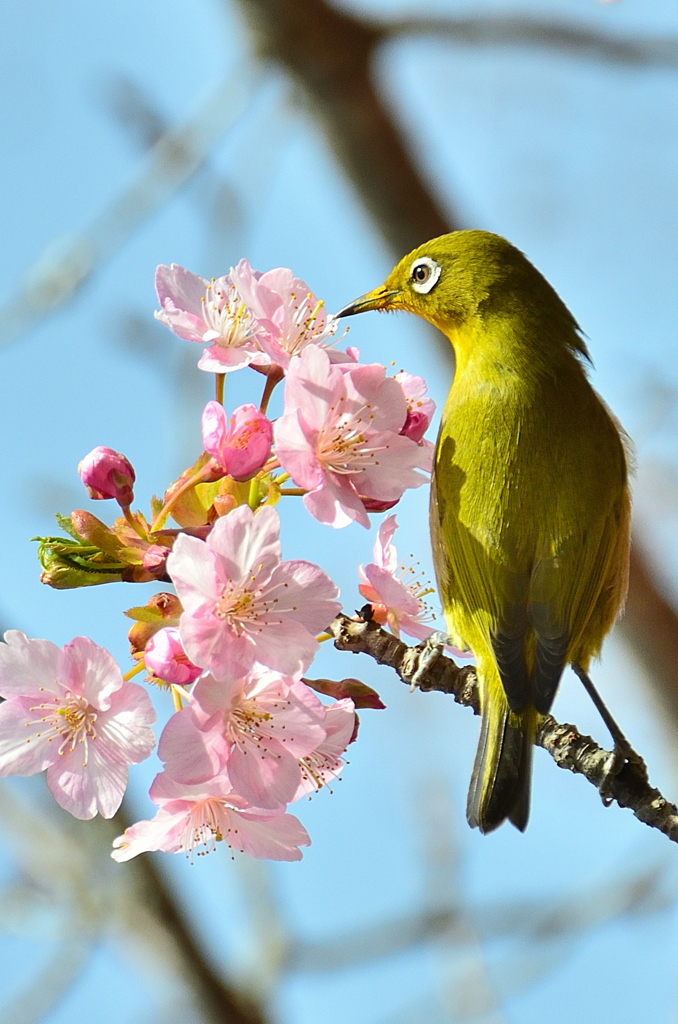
[394,371,435,443]
[78,446,135,507]
[400,409,429,444]
[359,496,399,513]
[142,544,169,575]
[144,627,202,685]
[201,401,273,482]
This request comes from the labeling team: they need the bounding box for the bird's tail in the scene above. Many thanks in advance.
[466,681,537,834]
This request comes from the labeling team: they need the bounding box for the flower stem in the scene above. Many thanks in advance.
[215,373,225,406]
[260,366,283,415]
[151,463,217,532]
[170,685,184,712]
[123,660,146,681]
[122,505,149,541]
[248,476,260,511]
[279,487,306,496]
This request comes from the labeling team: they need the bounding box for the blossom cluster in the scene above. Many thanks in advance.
[13,257,440,864]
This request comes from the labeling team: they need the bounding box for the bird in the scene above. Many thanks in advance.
[336,230,631,833]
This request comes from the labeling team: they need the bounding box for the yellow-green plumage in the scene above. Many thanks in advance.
[338,230,630,833]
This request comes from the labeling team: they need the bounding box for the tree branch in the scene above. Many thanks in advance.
[231,0,457,255]
[329,611,678,843]
[384,15,678,70]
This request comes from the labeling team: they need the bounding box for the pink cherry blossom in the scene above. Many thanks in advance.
[166,504,341,680]
[358,515,443,643]
[274,346,432,528]
[154,262,269,373]
[233,264,339,370]
[201,401,273,481]
[0,631,156,819]
[294,698,355,800]
[144,627,202,686]
[158,670,328,809]
[78,446,135,506]
[394,371,436,444]
[111,772,310,862]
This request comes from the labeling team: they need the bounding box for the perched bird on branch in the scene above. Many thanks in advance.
[337,230,631,833]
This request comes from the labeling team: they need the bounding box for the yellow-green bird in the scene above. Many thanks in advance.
[337,230,631,833]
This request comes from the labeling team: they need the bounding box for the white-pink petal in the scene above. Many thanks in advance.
[0,631,61,699]
[61,635,123,711]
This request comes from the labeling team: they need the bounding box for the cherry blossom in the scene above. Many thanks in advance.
[144,627,202,686]
[294,698,356,800]
[158,669,328,809]
[358,515,442,642]
[0,631,156,819]
[154,262,268,373]
[201,401,273,481]
[166,504,341,680]
[78,446,135,507]
[233,264,339,370]
[274,345,432,528]
[111,772,310,862]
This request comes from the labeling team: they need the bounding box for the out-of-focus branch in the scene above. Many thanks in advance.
[232,0,678,260]
[385,15,678,69]
[328,612,678,843]
[0,68,262,348]
[619,544,678,728]
[232,0,456,256]
[287,860,668,972]
[0,783,269,1024]
[130,847,270,1024]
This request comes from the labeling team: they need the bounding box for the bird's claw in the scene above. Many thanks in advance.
[599,745,626,805]
[598,736,649,805]
[401,632,449,691]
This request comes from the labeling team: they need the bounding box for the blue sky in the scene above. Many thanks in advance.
[2,2,678,1022]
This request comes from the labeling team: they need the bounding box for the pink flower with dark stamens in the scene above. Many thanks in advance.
[201,401,273,481]
[158,669,328,809]
[0,632,156,819]
[166,504,340,680]
[274,346,431,528]
[154,262,269,373]
[111,772,310,862]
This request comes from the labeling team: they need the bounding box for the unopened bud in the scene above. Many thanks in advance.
[202,402,272,482]
[144,627,202,685]
[78,446,135,507]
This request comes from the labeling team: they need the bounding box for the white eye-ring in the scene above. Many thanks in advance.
[410,256,441,294]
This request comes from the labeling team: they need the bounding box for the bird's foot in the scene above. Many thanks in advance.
[401,631,449,691]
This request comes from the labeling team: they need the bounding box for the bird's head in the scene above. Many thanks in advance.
[336,231,584,359]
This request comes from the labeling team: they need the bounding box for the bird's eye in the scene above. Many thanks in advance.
[410,257,441,294]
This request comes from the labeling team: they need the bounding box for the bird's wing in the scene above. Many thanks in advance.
[528,491,625,713]
[431,447,534,713]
